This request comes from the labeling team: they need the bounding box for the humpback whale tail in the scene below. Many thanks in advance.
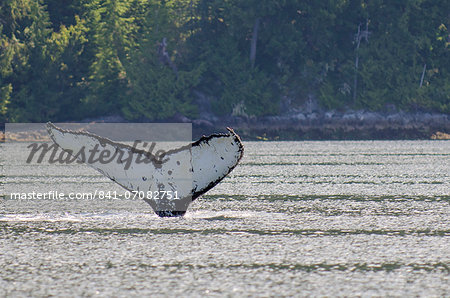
[46,122,244,217]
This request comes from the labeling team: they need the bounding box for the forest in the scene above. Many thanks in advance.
[0,0,449,123]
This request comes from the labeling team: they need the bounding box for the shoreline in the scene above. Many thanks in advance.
[2,110,449,141]
[191,110,450,140]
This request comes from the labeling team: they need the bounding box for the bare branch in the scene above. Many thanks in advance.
[157,37,178,77]
[419,64,426,88]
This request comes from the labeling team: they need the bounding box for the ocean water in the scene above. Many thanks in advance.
[1,141,449,296]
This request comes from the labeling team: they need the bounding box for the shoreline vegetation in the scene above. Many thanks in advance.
[1,1,449,132]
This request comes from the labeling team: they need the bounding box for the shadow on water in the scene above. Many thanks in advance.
[1,224,448,237]
[122,262,450,273]
[203,194,450,202]
[201,215,240,221]
[241,162,388,166]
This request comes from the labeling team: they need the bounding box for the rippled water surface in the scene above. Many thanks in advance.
[1,141,449,296]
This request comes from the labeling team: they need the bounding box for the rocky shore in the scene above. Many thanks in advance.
[189,110,450,140]
[4,110,447,142]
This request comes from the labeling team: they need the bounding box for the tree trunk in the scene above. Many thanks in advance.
[419,64,426,88]
[353,20,369,101]
[353,24,362,101]
[158,37,178,78]
[250,18,260,68]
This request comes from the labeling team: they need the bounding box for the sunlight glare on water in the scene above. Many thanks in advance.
[1,141,449,296]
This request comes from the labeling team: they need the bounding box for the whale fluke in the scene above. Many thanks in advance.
[46,122,244,217]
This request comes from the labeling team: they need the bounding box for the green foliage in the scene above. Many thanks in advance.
[122,45,204,120]
[186,0,279,116]
[120,0,204,120]
[318,0,449,112]
[0,0,448,122]
[205,41,276,117]
[0,26,13,120]
[122,64,203,120]
[0,0,54,122]
[80,0,136,117]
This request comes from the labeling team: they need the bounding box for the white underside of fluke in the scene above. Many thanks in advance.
[46,123,244,216]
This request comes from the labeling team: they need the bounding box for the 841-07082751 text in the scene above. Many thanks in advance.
[9,190,180,200]
[124,190,180,200]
